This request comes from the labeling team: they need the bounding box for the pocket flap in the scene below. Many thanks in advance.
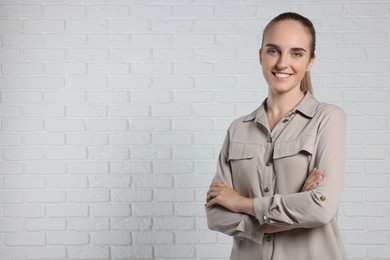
[273,135,315,159]
[228,143,259,161]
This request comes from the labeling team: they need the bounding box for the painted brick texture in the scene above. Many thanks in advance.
[0,1,389,259]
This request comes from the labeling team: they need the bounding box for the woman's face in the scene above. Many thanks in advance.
[260,20,315,95]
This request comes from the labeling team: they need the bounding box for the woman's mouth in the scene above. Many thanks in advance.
[273,72,291,79]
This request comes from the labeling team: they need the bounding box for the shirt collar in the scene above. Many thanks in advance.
[243,92,320,123]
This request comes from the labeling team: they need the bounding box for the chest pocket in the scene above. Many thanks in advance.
[227,143,261,193]
[273,135,315,159]
[273,135,316,193]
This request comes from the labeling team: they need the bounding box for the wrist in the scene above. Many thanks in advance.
[239,197,255,216]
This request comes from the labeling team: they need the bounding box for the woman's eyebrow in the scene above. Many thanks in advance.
[264,43,307,52]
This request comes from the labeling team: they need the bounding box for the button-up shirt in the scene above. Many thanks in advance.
[206,93,347,260]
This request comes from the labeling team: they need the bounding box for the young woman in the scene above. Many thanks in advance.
[205,12,347,260]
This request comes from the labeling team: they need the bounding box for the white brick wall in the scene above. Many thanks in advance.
[0,0,389,259]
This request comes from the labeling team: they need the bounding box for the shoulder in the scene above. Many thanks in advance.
[315,102,346,119]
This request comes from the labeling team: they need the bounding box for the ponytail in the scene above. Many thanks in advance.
[301,71,313,94]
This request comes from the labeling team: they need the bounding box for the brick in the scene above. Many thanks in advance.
[216,33,259,46]
[87,90,129,103]
[87,5,129,18]
[134,231,174,244]
[4,205,45,218]
[155,189,194,202]
[109,75,152,89]
[88,62,129,75]
[174,33,214,46]
[68,190,110,203]
[0,4,41,17]
[110,48,151,60]
[48,205,88,217]
[3,148,44,161]
[45,33,86,46]
[2,62,44,75]
[194,19,236,32]
[23,19,65,32]
[0,133,22,145]
[0,191,23,204]
[88,147,129,160]
[24,133,65,146]
[25,247,66,259]
[0,48,22,61]
[23,76,64,89]
[67,133,108,146]
[131,89,172,103]
[26,219,66,231]
[46,147,87,160]
[68,161,109,174]
[1,33,42,46]
[132,62,172,75]
[23,105,65,117]
[91,231,131,245]
[110,132,150,146]
[24,190,66,203]
[67,48,109,61]
[152,133,192,146]
[67,246,109,259]
[5,233,45,246]
[152,19,194,32]
[175,230,217,244]
[48,232,89,245]
[47,176,88,188]
[111,246,153,259]
[68,218,109,231]
[66,105,107,117]
[0,219,23,232]
[111,217,152,231]
[133,203,174,217]
[88,33,130,47]
[131,5,172,18]
[112,189,153,202]
[132,175,173,188]
[66,19,106,32]
[153,217,194,230]
[0,162,23,175]
[89,175,131,188]
[154,245,195,258]
[154,48,195,60]
[130,147,171,160]
[67,76,107,89]
[85,119,127,132]
[91,204,131,217]
[343,32,386,45]
[110,161,152,174]
[25,162,66,175]
[0,76,21,89]
[43,5,85,18]
[44,90,86,103]
[45,62,86,75]
[0,19,21,32]
[153,75,194,89]
[132,34,173,46]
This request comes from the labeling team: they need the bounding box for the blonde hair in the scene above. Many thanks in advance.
[262,12,316,94]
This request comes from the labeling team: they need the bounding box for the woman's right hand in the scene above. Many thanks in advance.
[300,167,324,192]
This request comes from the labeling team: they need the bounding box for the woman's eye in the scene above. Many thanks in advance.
[292,52,303,57]
[266,49,279,56]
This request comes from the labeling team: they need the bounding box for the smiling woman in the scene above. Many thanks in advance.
[205,12,347,260]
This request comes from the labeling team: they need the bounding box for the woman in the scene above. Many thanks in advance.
[205,12,347,260]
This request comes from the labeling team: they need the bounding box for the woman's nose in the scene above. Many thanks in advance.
[276,54,288,69]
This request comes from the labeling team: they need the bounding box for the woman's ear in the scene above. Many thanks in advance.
[259,49,263,65]
[306,54,316,71]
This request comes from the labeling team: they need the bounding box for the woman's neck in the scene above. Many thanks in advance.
[265,89,305,131]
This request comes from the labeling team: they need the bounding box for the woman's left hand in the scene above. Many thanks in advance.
[206,182,254,215]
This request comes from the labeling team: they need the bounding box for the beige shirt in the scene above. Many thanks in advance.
[206,93,347,260]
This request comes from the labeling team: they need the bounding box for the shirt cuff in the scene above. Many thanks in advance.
[253,196,272,225]
[235,214,265,245]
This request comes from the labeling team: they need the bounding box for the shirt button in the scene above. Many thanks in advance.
[264,187,269,193]
[320,196,326,201]
[266,161,271,166]
[267,137,272,142]
[265,235,272,242]
[282,119,289,123]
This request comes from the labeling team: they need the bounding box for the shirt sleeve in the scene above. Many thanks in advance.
[206,133,266,244]
[253,107,346,228]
